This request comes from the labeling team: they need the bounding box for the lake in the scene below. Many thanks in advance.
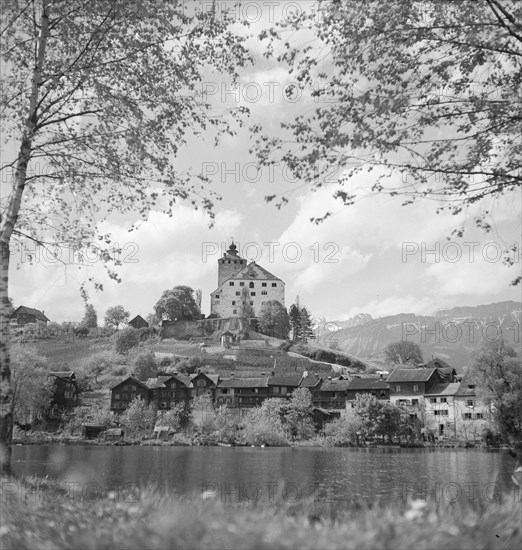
[10,445,519,507]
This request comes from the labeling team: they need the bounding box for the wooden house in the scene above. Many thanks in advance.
[146,375,192,411]
[215,377,269,408]
[10,306,50,325]
[345,377,389,403]
[311,378,351,412]
[49,371,79,417]
[110,377,152,412]
[128,315,149,329]
[267,374,302,397]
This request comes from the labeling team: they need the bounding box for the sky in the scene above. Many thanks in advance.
[4,1,522,324]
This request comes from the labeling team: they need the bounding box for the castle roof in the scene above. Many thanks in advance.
[228,261,282,282]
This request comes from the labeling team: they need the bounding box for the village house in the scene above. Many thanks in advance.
[146,374,192,411]
[110,377,152,411]
[48,371,79,418]
[311,378,351,418]
[345,377,390,403]
[10,305,50,326]
[210,241,285,318]
[191,372,220,399]
[267,374,303,397]
[215,377,269,408]
[128,315,149,329]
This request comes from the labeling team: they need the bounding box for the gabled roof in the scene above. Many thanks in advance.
[110,376,150,391]
[191,372,220,386]
[129,315,149,326]
[11,306,50,322]
[229,262,282,282]
[50,371,75,380]
[300,374,323,388]
[268,374,302,387]
[347,378,389,391]
[386,368,437,383]
[316,379,352,392]
[218,377,268,388]
[424,383,461,397]
[421,358,453,370]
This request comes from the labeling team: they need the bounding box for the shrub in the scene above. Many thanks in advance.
[115,327,140,354]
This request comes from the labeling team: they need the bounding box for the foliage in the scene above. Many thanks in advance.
[299,307,314,343]
[257,300,290,339]
[468,339,522,445]
[10,347,54,424]
[190,394,216,435]
[353,394,407,443]
[281,388,315,440]
[82,351,126,386]
[242,402,288,446]
[104,306,130,330]
[384,341,424,366]
[80,304,98,329]
[288,303,302,341]
[156,403,188,433]
[253,0,522,283]
[133,351,157,381]
[324,416,362,446]
[119,397,156,436]
[154,286,201,322]
[115,327,140,355]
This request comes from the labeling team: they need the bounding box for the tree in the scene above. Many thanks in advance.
[133,350,157,381]
[384,341,424,366]
[119,396,156,438]
[257,300,290,339]
[0,1,250,472]
[10,347,54,425]
[254,0,521,283]
[154,286,201,322]
[104,305,130,330]
[80,304,98,329]
[468,339,521,445]
[282,387,315,440]
[299,307,314,343]
[114,327,140,355]
[289,303,302,341]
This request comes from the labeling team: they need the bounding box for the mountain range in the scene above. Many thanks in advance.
[315,301,521,370]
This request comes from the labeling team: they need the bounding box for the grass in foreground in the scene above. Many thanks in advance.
[1,476,521,550]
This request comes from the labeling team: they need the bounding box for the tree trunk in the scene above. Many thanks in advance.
[0,0,49,475]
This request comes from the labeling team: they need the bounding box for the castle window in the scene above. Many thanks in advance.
[249,282,254,288]
[272,283,277,287]
[232,301,236,305]
[476,412,484,419]
[236,292,240,296]
[262,283,267,287]
[233,309,237,314]
[251,292,256,296]
[229,282,234,286]
[215,295,219,299]
[228,260,231,264]
[261,291,267,295]
[240,282,244,286]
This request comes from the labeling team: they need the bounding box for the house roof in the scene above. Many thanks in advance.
[347,378,389,391]
[12,306,50,322]
[316,379,352,392]
[191,373,220,385]
[268,375,302,387]
[300,374,323,387]
[129,315,148,325]
[218,377,268,388]
[424,383,461,397]
[420,357,453,370]
[455,383,478,397]
[110,376,150,391]
[50,371,75,380]
[386,368,437,383]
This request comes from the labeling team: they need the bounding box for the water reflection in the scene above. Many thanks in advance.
[11,446,517,506]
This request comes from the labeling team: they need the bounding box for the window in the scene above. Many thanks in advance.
[249,282,254,288]
[229,282,234,286]
[114,393,120,400]
[240,282,244,286]
[466,400,474,407]
[227,260,231,264]
[395,385,401,392]
[273,387,280,394]
[251,292,256,296]
[281,387,287,395]
[197,379,206,387]
[236,291,240,296]
[262,283,267,287]
[215,295,220,299]
[233,309,237,314]
[430,398,437,403]
[476,412,484,419]
[261,291,267,295]
[440,397,447,403]
[272,283,277,287]
[232,301,236,305]
[413,384,419,392]
[412,399,419,406]
[215,300,220,304]
[222,388,228,394]
[380,391,386,397]
[435,410,448,416]
[160,401,167,408]
[170,391,176,398]
[464,413,472,420]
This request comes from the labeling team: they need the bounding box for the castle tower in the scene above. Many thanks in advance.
[218,241,247,286]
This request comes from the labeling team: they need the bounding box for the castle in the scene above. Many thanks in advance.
[210,242,285,318]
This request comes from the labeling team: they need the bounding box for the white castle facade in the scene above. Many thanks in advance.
[210,242,285,318]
